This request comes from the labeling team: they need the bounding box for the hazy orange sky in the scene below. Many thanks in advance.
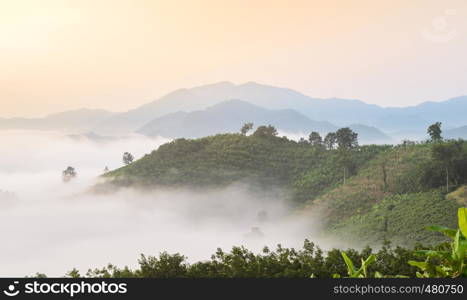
[1,0,466,117]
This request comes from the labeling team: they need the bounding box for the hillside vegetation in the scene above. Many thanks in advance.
[306,140,467,246]
[104,127,467,247]
[105,132,384,203]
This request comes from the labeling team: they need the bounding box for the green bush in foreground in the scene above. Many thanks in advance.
[332,207,467,278]
[56,241,419,278]
[408,207,467,277]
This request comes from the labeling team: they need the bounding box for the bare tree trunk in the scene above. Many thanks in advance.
[343,167,346,184]
[446,166,449,193]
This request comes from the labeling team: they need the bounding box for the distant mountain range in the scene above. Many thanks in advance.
[0,109,114,132]
[92,82,467,136]
[137,99,391,143]
[445,126,467,140]
[93,81,378,135]
[1,82,467,142]
[138,99,336,138]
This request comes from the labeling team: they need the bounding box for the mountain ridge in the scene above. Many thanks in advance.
[0,108,115,132]
[92,81,467,136]
[137,99,338,138]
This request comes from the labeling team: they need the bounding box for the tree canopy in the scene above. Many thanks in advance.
[308,131,323,146]
[324,132,337,150]
[253,125,278,137]
[428,122,443,142]
[62,166,77,182]
[240,122,254,135]
[335,127,358,150]
[123,152,135,165]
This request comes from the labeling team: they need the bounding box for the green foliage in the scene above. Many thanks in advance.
[252,125,278,138]
[308,131,323,146]
[335,251,376,278]
[459,208,467,237]
[108,134,311,188]
[335,127,358,150]
[330,251,409,278]
[138,253,188,278]
[122,152,134,165]
[429,140,467,192]
[324,132,337,150]
[330,190,461,247]
[240,122,254,135]
[105,133,384,205]
[308,145,429,226]
[427,122,443,142]
[408,208,467,278]
[60,240,423,278]
[65,268,81,278]
[309,141,467,247]
[292,145,385,203]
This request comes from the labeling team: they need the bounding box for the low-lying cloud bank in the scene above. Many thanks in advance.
[0,130,326,276]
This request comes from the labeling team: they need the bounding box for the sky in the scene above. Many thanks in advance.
[1,0,467,117]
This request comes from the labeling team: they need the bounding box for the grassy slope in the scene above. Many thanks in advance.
[306,144,431,221]
[329,190,459,246]
[305,143,462,246]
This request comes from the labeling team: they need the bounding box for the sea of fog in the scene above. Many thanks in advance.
[0,130,328,277]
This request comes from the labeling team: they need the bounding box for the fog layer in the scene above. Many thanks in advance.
[0,130,320,276]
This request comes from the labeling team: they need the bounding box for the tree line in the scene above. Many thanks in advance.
[240,122,358,151]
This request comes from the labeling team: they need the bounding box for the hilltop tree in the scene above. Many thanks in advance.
[335,127,359,150]
[308,132,323,146]
[427,122,443,142]
[253,125,278,138]
[240,123,254,135]
[62,166,77,182]
[123,152,135,165]
[324,132,337,150]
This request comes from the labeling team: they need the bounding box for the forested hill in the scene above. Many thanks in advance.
[104,126,467,247]
[105,128,384,197]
